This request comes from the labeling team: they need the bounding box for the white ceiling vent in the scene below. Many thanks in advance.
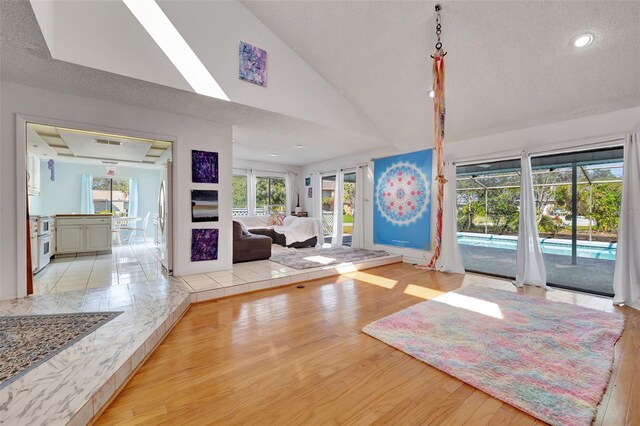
[95,139,123,146]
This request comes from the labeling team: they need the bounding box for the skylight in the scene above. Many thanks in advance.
[122,0,229,101]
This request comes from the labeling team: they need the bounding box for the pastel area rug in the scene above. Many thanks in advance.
[362,286,624,426]
[0,312,122,389]
[270,247,389,270]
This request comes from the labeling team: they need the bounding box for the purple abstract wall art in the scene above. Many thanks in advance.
[191,229,219,262]
[192,150,219,183]
[239,41,267,87]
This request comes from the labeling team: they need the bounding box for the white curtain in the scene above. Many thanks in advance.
[284,171,295,216]
[613,133,640,310]
[514,152,548,288]
[331,170,344,246]
[351,166,365,249]
[247,169,256,216]
[128,177,139,217]
[80,173,95,214]
[311,172,323,219]
[435,162,465,273]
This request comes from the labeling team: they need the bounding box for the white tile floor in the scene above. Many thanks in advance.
[179,249,403,303]
[33,243,403,304]
[33,243,168,295]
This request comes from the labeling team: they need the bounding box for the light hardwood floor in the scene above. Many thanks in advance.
[97,263,639,425]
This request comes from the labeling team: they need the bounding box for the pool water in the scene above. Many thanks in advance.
[457,234,617,261]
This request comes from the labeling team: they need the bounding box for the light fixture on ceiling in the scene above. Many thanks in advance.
[122,0,229,101]
[269,153,278,157]
[571,33,594,48]
[429,90,435,98]
[295,144,304,149]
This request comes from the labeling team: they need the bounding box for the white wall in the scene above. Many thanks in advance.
[0,82,232,300]
[233,158,301,175]
[30,0,383,140]
[445,107,640,163]
[300,107,640,264]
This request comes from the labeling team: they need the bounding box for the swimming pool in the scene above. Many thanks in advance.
[457,233,617,261]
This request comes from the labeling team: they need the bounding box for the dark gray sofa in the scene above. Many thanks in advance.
[233,221,272,263]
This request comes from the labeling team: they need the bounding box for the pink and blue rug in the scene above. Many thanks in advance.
[362,286,624,426]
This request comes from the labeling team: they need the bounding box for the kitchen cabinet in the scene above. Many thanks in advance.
[85,224,111,251]
[56,216,112,254]
[27,152,41,196]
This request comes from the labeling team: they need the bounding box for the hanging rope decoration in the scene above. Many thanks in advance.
[418,4,447,271]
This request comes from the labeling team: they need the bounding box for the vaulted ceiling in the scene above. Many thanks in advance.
[2,1,639,166]
[242,0,640,148]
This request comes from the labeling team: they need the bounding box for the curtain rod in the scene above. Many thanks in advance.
[313,163,369,175]
[234,168,298,175]
[453,137,626,166]
[527,137,624,157]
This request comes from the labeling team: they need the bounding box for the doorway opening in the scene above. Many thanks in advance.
[25,122,174,295]
[321,171,358,246]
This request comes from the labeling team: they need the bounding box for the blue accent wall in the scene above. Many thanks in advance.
[37,161,162,236]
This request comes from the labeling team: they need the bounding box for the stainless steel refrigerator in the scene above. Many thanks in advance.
[158,160,173,273]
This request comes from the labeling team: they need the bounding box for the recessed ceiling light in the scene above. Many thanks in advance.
[571,33,594,48]
[295,144,304,148]
[429,90,435,98]
[269,153,278,157]
[122,0,229,101]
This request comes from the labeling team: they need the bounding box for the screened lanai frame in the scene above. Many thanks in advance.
[456,162,623,240]
[454,146,625,296]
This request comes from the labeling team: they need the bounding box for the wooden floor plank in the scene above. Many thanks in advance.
[97,264,638,425]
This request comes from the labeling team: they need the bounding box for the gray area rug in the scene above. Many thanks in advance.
[0,312,122,389]
[270,247,390,270]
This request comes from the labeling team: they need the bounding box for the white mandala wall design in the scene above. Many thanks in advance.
[376,162,430,226]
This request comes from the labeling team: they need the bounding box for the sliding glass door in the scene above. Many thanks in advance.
[321,175,336,244]
[341,172,356,246]
[531,147,622,296]
[92,177,130,214]
[456,159,521,278]
[456,147,623,296]
[321,171,357,246]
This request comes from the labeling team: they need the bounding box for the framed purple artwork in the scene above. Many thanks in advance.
[239,41,267,87]
[192,150,218,183]
[191,229,219,262]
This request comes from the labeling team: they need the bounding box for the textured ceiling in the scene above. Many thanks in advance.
[0,0,389,166]
[2,0,639,167]
[242,0,640,149]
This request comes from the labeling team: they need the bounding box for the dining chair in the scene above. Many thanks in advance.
[128,212,151,243]
[112,217,125,245]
